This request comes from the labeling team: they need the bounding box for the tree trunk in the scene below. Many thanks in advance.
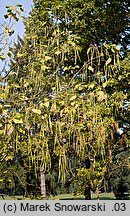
[40,167,46,198]
[84,185,91,200]
[84,158,92,199]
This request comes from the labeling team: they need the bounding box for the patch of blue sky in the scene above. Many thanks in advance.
[0,0,33,71]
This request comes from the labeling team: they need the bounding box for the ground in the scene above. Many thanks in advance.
[0,193,117,200]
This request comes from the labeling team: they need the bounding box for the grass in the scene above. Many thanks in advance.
[0,195,30,200]
[92,192,115,200]
[52,192,115,200]
[1,192,129,200]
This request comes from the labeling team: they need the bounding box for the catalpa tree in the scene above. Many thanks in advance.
[0,0,129,198]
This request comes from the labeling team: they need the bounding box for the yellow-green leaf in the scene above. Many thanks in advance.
[88,65,94,72]
[41,65,49,71]
[55,50,61,55]
[102,82,107,88]
[0,130,4,135]
[0,55,5,61]
[87,47,91,55]
[69,95,77,101]
[13,118,23,124]
[63,66,68,71]
[17,53,26,58]
[105,57,111,66]
[45,56,52,61]
[44,101,50,108]
[7,125,14,136]
[4,104,11,108]
[88,83,95,89]
[97,91,106,101]
[32,108,41,115]
[10,6,16,10]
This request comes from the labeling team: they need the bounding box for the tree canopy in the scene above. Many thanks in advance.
[0,0,130,197]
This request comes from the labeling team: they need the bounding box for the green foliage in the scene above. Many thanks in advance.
[0,161,26,195]
[0,0,129,197]
[33,0,129,56]
[4,4,24,21]
[0,4,24,62]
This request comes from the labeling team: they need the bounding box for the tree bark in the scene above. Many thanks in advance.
[84,158,92,199]
[84,185,91,200]
[40,167,46,198]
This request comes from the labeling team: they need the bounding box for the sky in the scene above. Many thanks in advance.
[0,0,33,71]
